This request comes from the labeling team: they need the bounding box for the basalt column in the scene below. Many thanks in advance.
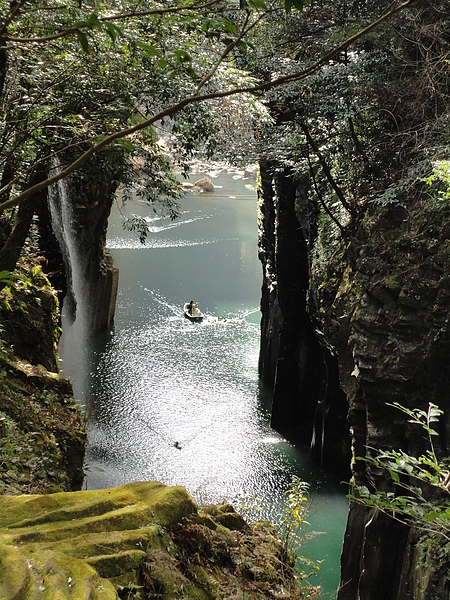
[258,161,349,472]
[318,201,450,600]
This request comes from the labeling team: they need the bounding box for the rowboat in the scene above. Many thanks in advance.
[183,302,204,322]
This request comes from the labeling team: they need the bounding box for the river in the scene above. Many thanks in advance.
[59,170,348,599]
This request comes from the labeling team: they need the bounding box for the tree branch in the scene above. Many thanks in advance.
[0,0,415,213]
[1,0,223,44]
[299,119,354,216]
[194,10,253,96]
[306,146,347,237]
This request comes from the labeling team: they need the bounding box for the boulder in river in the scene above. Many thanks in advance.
[193,176,214,192]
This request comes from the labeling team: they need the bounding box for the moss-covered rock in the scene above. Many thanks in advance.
[0,257,61,372]
[0,350,85,495]
[0,482,307,599]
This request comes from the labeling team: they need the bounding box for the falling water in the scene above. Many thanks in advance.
[48,167,91,401]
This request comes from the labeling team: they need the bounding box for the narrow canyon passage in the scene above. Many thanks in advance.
[59,172,348,598]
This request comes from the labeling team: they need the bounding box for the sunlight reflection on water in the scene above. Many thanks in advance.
[86,295,294,517]
[61,174,347,598]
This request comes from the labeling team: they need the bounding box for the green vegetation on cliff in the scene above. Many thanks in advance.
[0,258,85,495]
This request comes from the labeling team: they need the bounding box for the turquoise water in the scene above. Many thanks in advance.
[60,171,347,598]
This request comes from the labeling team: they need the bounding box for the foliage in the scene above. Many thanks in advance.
[238,0,450,259]
[238,476,322,589]
[422,160,450,202]
[279,476,322,585]
[0,269,26,287]
[352,403,450,540]
[0,0,419,213]
[281,476,310,556]
[0,354,86,495]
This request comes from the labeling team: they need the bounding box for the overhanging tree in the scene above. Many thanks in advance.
[0,0,418,280]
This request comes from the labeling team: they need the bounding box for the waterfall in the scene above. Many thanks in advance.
[48,165,90,401]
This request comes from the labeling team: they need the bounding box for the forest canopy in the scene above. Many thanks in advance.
[0,0,448,273]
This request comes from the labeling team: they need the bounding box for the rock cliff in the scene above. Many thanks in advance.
[40,155,119,335]
[258,163,450,598]
[258,160,350,474]
[325,198,450,600]
[0,259,85,495]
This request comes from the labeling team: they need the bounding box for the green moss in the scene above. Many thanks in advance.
[1,482,196,531]
[0,542,33,599]
[87,550,148,578]
[0,483,196,599]
[0,352,85,496]
[0,482,307,599]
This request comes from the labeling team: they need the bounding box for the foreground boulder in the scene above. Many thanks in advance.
[0,481,306,599]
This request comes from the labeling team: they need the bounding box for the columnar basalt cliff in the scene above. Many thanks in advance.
[258,162,450,598]
[324,199,450,600]
[258,160,350,474]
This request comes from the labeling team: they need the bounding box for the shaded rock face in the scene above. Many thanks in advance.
[321,201,450,600]
[258,163,450,598]
[258,160,350,474]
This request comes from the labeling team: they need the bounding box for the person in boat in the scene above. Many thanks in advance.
[188,300,195,315]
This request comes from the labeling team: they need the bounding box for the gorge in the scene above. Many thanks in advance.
[1,1,450,599]
[256,160,450,599]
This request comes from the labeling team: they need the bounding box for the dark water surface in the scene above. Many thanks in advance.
[59,171,348,598]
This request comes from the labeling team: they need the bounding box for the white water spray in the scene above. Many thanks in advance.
[48,165,90,401]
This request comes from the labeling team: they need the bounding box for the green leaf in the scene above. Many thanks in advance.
[186,66,198,81]
[425,510,440,521]
[173,50,191,63]
[249,0,268,9]
[137,42,159,58]
[75,30,89,53]
[114,138,134,152]
[86,13,101,29]
[222,19,238,35]
[0,270,25,286]
[104,22,122,43]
